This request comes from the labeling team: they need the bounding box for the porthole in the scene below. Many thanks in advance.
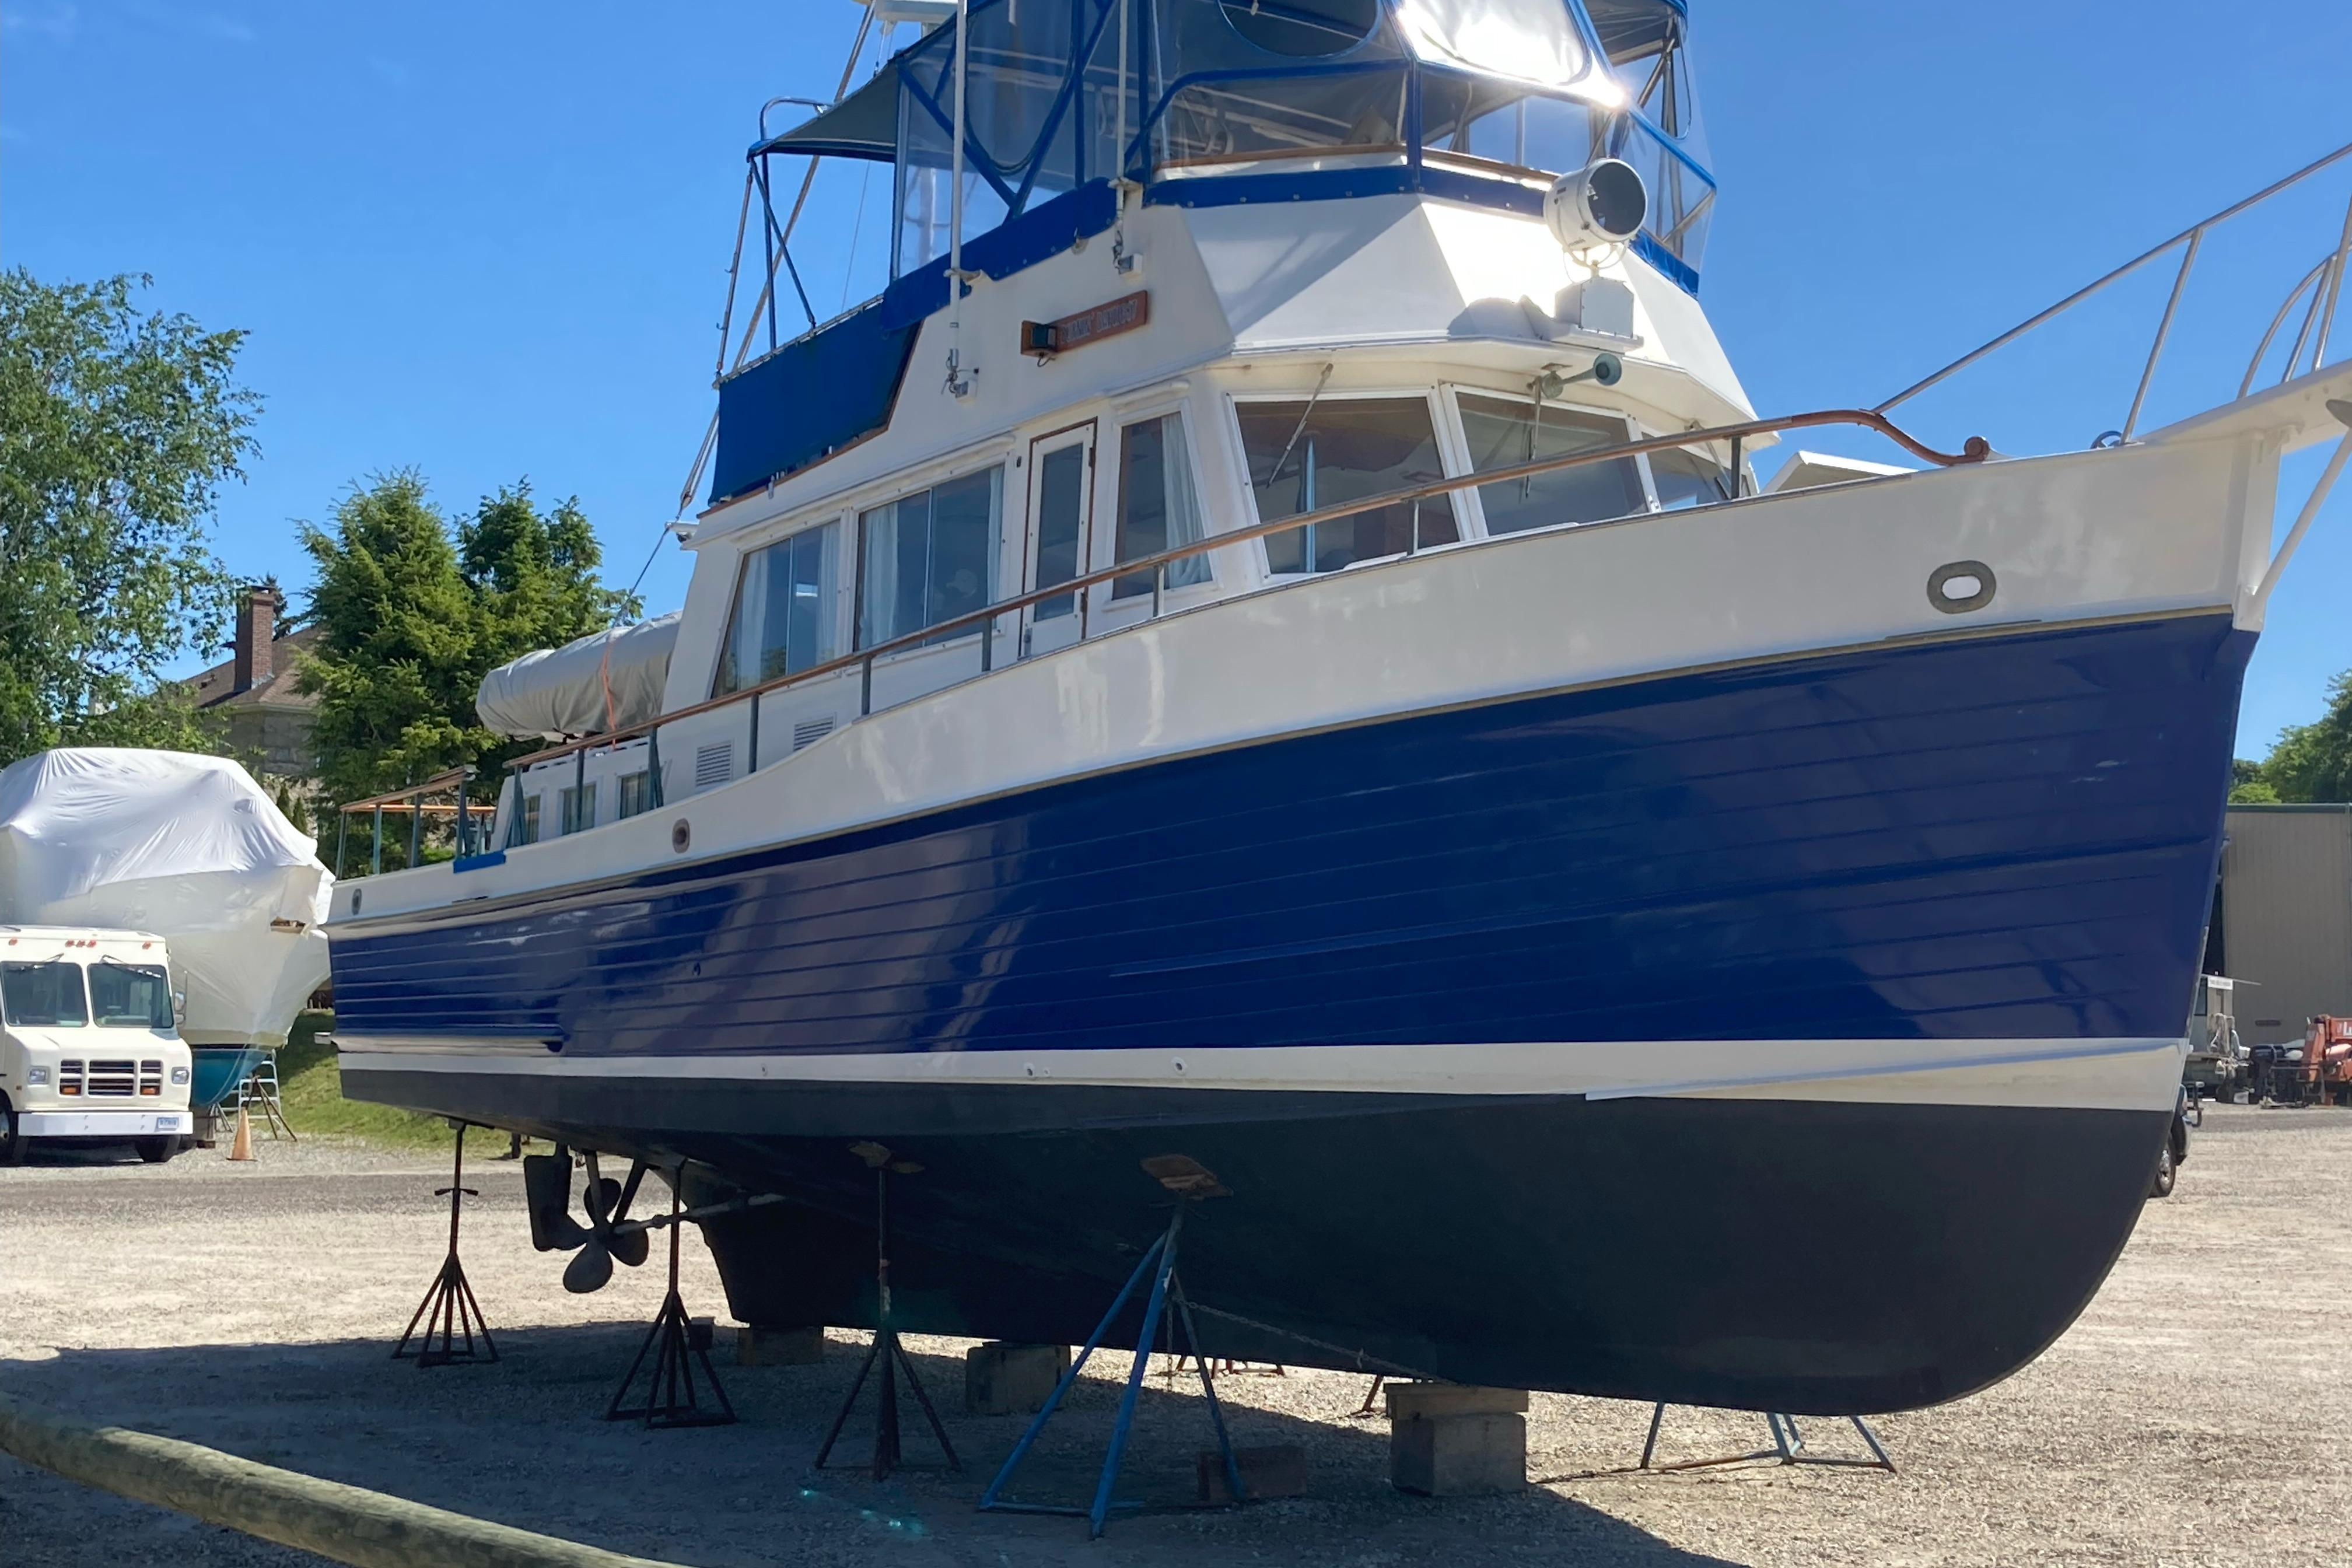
[1927,559,1996,615]
[671,819,692,853]
[1220,0,1378,58]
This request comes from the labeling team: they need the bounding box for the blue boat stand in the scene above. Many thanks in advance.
[978,1199,1248,1538]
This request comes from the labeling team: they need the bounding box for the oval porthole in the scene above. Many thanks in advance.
[671,819,692,853]
[1927,559,1996,614]
[349,888,362,914]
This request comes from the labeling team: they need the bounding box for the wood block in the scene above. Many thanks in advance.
[964,1342,1070,1415]
[1197,1443,1308,1503]
[1383,1383,1530,1421]
[734,1324,825,1366]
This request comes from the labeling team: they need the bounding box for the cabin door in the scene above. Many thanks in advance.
[1020,424,1095,660]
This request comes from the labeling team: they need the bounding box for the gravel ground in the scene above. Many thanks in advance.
[2,1108,2346,1567]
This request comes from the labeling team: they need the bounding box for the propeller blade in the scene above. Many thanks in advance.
[610,1227,650,1268]
[547,1213,591,1251]
[562,1242,614,1294]
[585,1176,621,1226]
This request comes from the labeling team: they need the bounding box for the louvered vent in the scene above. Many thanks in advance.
[693,743,734,790]
[792,716,836,751]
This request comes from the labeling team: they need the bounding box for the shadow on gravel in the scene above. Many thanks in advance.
[5,1328,1743,1567]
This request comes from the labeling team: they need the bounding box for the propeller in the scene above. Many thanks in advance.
[558,1154,652,1294]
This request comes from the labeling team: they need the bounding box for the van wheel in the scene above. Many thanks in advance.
[2148,1136,2176,1199]
[135,1136,180,1164]
[0,1101,26,1166]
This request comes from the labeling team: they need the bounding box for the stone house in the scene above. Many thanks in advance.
[183,580,323,783]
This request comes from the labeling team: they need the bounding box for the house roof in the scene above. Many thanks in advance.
[184,624,326,712]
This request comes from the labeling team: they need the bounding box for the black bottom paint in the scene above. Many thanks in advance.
[351,1067,2165,1415]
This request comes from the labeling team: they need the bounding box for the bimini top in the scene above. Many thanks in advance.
[758,0,1713,286]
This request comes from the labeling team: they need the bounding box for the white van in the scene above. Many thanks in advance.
[0,926,194,1164]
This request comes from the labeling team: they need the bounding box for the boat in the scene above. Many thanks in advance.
[0,749,333,1122]
[322,1,2352,1415]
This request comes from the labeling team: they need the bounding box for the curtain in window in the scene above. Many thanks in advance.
[1114,412,1211,599]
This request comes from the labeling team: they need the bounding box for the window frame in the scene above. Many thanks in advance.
[850,459,1010,656]
[1103,401,1216,605]
[710,516,847,700]
[1438,383,1657,538]
[1227,386,1465,578]
[558,780,597,837]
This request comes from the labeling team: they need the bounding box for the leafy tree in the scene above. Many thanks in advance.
[0,271,255,764]
[2227,758,2280,805]
[2241,669,2352,804]
[298,474,636,830]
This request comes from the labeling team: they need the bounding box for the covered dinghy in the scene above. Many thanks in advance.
[0,749,331,1049]
[475,613,680,738]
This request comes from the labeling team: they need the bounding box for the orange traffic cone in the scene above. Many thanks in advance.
[227,1104,255,1162]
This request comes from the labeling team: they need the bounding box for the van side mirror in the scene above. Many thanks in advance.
[173,990,188,1025]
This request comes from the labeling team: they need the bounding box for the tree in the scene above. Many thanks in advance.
[2242,669,2352,804]
[298,474,636,818]
[0,271,256,764]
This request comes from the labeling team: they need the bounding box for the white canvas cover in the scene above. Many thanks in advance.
[475,612,680,739]
[0,749,332,1049]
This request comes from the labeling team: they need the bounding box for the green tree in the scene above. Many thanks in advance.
[0,271,256,764]
[2244,669,2352,803]
[298,475,636,828]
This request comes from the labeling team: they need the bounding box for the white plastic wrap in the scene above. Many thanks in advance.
[475,612,680,739]
[0,749,333,1049]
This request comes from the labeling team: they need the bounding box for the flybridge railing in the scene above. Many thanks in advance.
[334,768,482,878]
[1877,139,2352,442]
[495,405,1988,788]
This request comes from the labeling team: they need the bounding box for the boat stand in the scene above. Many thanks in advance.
[979,1191,1248,1539]
[1637,1405,1895,1474]
[393,1122,496,1367]
[814,1144,959,1479]
[606,1181,736,1429]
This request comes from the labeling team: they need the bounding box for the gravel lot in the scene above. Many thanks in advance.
[3,1107,2347,1567]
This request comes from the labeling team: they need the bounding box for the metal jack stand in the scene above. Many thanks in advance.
[1638,1405,1895,1474]
[815,1143,959,1479]
[980,1156,1247,1539]
[393,1123,496,1367]
[606,1180,736,1429]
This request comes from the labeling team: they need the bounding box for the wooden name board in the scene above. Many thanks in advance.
[1020,290,1149,360]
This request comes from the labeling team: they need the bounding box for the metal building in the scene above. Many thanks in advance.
[2216,805,2352,1044]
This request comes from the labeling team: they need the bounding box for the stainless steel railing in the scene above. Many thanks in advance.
[1877,140,2352,440]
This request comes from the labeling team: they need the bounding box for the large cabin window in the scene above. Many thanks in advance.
[1111,412,1210,599]
[715,522,841,696]
[1648,446,1735,510]
[1238,396,1459,574]
[859,468,1002,649]
[1455,393,1645,535]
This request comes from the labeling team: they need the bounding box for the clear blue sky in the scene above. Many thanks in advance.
[5,1,2348,757]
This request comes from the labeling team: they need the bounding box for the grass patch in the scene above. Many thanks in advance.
[276,1010,460,1149]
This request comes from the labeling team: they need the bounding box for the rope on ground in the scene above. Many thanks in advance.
[0,1387,688,1568]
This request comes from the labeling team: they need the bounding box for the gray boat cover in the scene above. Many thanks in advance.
[474,612,680,738]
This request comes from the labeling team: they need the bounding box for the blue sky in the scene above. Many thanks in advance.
[4,1,2347,757]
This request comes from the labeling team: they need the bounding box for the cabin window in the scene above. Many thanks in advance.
[617,771,654,820]
[1,961,87,1028]
[1238,396,1458,574]
[559,782,597,836]
[859,468,1002,649]
[1111,413,1210,599]
[514,792,542,845]
[715,522,841,697]
[90,961,172,1030]
[1648,446,1735,510]
[1455,393,1645,536]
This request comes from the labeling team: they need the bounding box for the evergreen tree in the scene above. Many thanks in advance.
[297,474,638,825]
[0,271,254,764]
[2236,670,2352,804]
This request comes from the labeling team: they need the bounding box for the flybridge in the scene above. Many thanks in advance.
[709,0,1716,502]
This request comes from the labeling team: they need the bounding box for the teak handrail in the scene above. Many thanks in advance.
[499,405,1986,776]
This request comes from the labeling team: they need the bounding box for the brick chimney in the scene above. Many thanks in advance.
[232,580,282,693]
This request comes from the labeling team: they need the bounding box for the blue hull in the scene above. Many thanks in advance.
[334,613,2248,1409]
[334,614,2246,1056]
[190,1045,263,1111]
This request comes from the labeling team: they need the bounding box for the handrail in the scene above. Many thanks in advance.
[503,404,1988,775]
[338,770,467,815]
[1876,139,2352,415]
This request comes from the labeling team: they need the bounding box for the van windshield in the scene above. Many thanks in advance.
[2,961,89,1028]
[92,960,173,1029]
